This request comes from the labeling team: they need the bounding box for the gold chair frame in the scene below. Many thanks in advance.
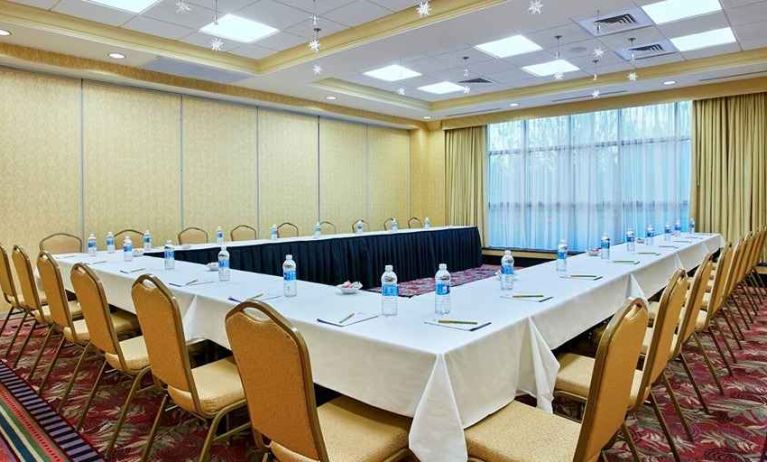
[115,229,144,247]
[318,220,337,234]
[39,232,82,254]
[407,217,422,228]
[178,226,210,245]
[351,219,368,233]
[230,224,258,242]
[277,222,300,238]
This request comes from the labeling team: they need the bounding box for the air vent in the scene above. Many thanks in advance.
[699,70,767,82]
[142,57,252,84]
[458,77,494,84]
[578,8,652,37]
[445,107,504,118]
[551,90,628,103]
[617,40,675,61]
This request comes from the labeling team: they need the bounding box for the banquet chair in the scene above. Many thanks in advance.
[717,238,753,345]
[39,233,82,254]
[0,244,28,357]
[69,263,147,455]
[465,298,647,462]
[555,270,689,461]
[383,218,398,231]
[178,227,209,245]
[319,220,337,234]
[277,222,300,238]
[351,219,368,233]
[230,225,258,242]
[225,301,412,462]
[131,275,249,462]
[407,217,422,228]
[115,229,144,247]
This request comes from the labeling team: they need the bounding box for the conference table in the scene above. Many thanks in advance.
[146,226,483,288]
[52,231,723,462]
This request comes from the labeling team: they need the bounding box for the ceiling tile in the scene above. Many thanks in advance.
[186,0,257,13]
[596,26,666,50]
[368,0,418,12]
[284,17,347,38]
[274,0,355,14]
[122,16,194,39]
[634,52,684,67]
[486,68,536,85]
[732,20,767,42]
[562,38,610,58]
[230,43,276,58]
[656,11,730,38]
[252,31,306,50]
[681,42,742,59]
[526,23,594,49]
[143,1,216,29]
[465,58,516,76]
[8,0,58,8]
[720,0,765,8]
[52,0,136,26]
[725,0,767,26]
[400,55,452,74]
[182,31,240,51]
[237,0,312,29]
[322,0,390,27]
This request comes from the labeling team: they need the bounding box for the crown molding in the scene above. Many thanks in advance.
[313,78,431,111]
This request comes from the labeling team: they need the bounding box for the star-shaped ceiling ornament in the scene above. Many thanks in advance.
[175,0,191,13]
[592,89,601,99]
[554,71,564,81]
[416,1,431,17]
[528,0,543,15]
[397,88,406,96]
[463,85,471,94]
[592,47,605,59]
[210,37,224,52]
[313,64,323,75]
[628,71,638,82]
[309,38,320,53]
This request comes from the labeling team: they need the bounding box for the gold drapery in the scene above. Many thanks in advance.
[446,126,487,242]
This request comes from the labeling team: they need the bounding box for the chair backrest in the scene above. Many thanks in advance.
[706,244,734,321]
[634,269,688,407]
[318,221,337,235]
[277,222,300,238]
[226,301,328,461]
[115,229,143,247]
[11,246,44,317]
[230,225,258,242]
[70,263,125,358]
[407,217,422,228]
[673,253,714,357]
[36,252,76,331]
[351,219,368,233]
[383,218,397,230]
[724,239,746,299]
[0,244,18,306]
[573,298,648,462]
[131,275,199,410]
[178,227,209,245]
[39,233,82,254]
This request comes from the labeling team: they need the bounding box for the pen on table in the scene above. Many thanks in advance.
[437,319,478,325]
[338,313,355,324]
[512,294,545,298]
[568,274,598,278]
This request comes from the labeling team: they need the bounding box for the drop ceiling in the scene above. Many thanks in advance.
[1,0,767,123]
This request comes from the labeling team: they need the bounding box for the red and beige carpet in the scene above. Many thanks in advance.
[0,276,766,461]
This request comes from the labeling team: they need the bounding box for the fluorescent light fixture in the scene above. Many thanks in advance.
[363,64,421,82]
[108,52,126,60]
[418,81,466,94]
[0,29,10,37]
[522,59,579,77]
[475,34,542,58]
[642,0,721,24]
[423,116,432,120]
[83,0,161,13]
[509,102,519,107]
[670,27,736,52]
[325,96,337,100]
[200,14,278,43]
[663,80,677,85]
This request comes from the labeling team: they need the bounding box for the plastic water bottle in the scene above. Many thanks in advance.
[270,224,278,240]
[381,265,398,316]
[355,221,364,234]
[87,233,97,257]
[142,230,152,251]
[434,264,451,315]
[556,240,568,272]
[689,217,696,234]
[106,231,115,254]
[626,228,636,253]
[391,219,398,232]
[216,226,224,245]
[600,233,611,260]
[501,250,515,290]
[123,236,133,262]
[646,225,655,246]
[313,222,322,238]
[664,224,672,241]
[283,255,297,297]
[218,246,230,282]
[164,241,175,270]
[674,220,682,236]
[424,217,431,229]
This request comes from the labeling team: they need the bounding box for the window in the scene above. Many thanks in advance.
[487,101,691,251]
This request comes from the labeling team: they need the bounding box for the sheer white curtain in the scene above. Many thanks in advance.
[488,101,691,251]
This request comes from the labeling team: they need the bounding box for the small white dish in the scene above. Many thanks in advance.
[587,248,600,257]
[181,244,192,250]
[206,262,219,271]
[337,281,363,295]
[132,249,144,257]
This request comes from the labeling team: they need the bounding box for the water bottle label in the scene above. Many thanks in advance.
[436,282,450,296]
[283,270,296,281]
[502,263,514,275]
[382,284,398,297]
[219,258,229,269]
[557,250,566,259]
[88,241,96,248]
[106,238,114,246]
[124,243,132,252]
[665,226,671,233]
[601,241,609,249]
[164,249,174,259]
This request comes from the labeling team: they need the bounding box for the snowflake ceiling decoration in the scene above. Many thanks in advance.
[528,0,543,15]
[592,47,604,59]
[592,89,601,99]
[416,1,431,17]
[313,64,323,75]
[554,72,564,81]
[309,38,321,53]
[628,71,638,82]
[397,88,406,96]
[463,85,471,94]
[210,37,224,52]
[175,0,191,13]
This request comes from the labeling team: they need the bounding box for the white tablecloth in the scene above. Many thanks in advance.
[53,232,723,462]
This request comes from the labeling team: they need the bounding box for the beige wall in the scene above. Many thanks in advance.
[410,127,446,226]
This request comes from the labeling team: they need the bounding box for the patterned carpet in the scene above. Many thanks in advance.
[367,264,501,296]
[0,281,766,460]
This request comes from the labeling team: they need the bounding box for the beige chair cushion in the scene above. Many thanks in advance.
[641,327,677,358]
[465,400,580,462]
[695,310,709,331]
[168,357,245,418]
[555,353,643,408]
[271,396,410,462]
[33,300,81,324]
[105,335,149,373]
[63,310,138,343]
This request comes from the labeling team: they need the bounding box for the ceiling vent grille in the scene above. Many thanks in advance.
[458,77,494,84]
[445,107,504,118]
[551,90,628,103]
[578,8,653,37]
[617,39,675,61]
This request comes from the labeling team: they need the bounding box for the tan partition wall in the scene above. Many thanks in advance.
[182,97,258,239]
[367,126,411,230]
[82,82,181,245]
[410,127,446,225]
[0,68,82,258]
[319,118,367,232]
[258,109,319,236]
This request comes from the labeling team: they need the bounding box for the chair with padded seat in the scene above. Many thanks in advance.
[407,217,422,229]
[277,222,300,238]
[351,219,368,233]
[230,225,258,242]
[0,244,29,358]
[39,233,82,254]
[319,220,337,235]
[132,274,249,462]
[178,226,210,245]
[114,229,144,248]
[225,300,412,462]
[465,298,648,462]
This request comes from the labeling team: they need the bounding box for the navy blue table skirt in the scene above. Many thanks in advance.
[149,227,482,288]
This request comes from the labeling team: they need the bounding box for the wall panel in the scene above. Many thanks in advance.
[410,128,446,225]
[83,82,181,245]
[182,97,258,239]
[319,118,367,233]
[367,126,411,230]
[258,109,318,236]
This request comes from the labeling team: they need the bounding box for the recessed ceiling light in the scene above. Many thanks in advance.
[200,14,278,43]
[325,95,336,100]
[83,0,161,13]
[670,27,736,52]
[108,52,126,60]
[0,29,11,37]
[522,59,579,77]
[663,80,677,86]
[509,102,519,107]
[418,81,466,94]
[363,64,421,82]
[423,116,432,120]
[475,34,542,58]
[642,0,721,25]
